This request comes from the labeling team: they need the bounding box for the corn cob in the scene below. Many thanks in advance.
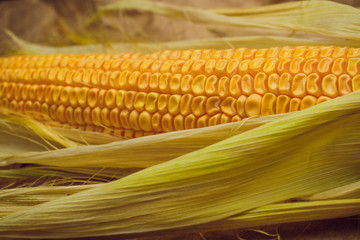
[0,46,359,138]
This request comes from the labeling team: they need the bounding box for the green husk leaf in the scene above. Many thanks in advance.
[93,0,360,41]
[0,91,359,239]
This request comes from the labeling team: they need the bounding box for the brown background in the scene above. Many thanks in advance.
[1,0,360,55]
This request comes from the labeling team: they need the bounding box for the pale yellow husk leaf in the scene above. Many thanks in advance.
[0,183,359,236]
[6,29,360,56]
[94,0,360,41]
[306,180,360,200]
[0,110,78,151]
[0,91,359,239]
[0,111,283,169]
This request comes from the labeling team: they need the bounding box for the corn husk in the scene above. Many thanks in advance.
[0,89,360,239]
[0,113,283,168]
[1,184,359,236]
[93,0,360,41]
[6,29,360,55]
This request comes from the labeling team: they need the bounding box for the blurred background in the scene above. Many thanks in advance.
[0,0,359,56]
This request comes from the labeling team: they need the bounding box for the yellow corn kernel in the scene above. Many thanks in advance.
[1,46,359,138]
[206,96,221,116]
[261,93,277,116]
[275,94,290,114]
[245,94,262,117]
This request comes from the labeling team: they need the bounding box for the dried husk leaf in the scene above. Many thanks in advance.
[7,29,360,56]
[1,183,359,236]
[0,113,283,169]
[93,0,360,41]
[0,91,359,239]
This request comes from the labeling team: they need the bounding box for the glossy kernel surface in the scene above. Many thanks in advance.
[0,46,358,138]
